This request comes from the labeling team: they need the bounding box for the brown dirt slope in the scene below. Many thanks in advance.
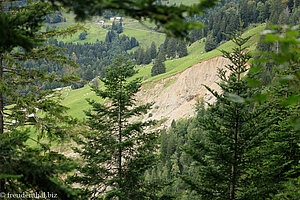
[136,56,232,126]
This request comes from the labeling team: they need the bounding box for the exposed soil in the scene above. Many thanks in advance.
[136,56,232,127]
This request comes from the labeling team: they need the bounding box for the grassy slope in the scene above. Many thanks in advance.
[49,0,208,46]
[50,13,166,48]
[132,24,265,82]
[61,24,265,119]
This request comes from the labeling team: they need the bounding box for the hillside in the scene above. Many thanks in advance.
[136,56,233,126]
[47,0,207,48]
[61,24,265,123]
[50,13,166,49]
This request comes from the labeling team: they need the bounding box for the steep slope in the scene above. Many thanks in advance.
[136,56,232,126]
[61,25,264,120]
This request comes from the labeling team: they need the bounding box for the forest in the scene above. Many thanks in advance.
[0,0,299,200]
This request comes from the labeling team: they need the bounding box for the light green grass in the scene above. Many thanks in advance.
[122,28,165,49]
[62,24,266,119]
[62,85,101,118]
[50,13,165,47]
[131,24,266,83]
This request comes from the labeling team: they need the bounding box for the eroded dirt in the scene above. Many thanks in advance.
[136,56,232,126]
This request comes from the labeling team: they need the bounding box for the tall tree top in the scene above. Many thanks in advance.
[50,0,220,38]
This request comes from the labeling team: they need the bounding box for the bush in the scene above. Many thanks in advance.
[79,32,88,40]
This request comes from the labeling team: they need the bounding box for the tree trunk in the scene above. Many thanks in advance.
[117,76,122,200]
[230,47,242,200]
[230,114,238,200]
[0,56,5,192]
[0,56,3,134]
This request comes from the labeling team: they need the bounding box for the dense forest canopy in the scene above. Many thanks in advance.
[0,0,299,199]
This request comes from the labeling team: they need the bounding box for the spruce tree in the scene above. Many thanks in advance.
[143,48,152,64]
[177,40,188,58]
[55,0,219,38]
[71,56,159,200]
[151,51,166,76]
[182,30,263,200]
[150,42,157,59]
[245,25,300,199]
[245,82,300,199]
[204,33,217,52]
[0,0,82,198]
[167,38,177,58]
[136,47,145,65]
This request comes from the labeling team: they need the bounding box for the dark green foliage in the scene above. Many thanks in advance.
[0,0,81,197]
[0,1,51,53]
[167,38,177,58]
[177,40,188,58]
[70,57,160,199]
[45,11,66,24]
[246,84,300,199]
[135,47,145,65]
[132,41,167,66]
[112,20,123,34]
[143,48,152,64]
[23,31,139,89]
[148,106,207,200]
[160,37,188,59]
[204,33,217,52]
[187,0,299,46]
[0,130,78,199]
[158,46,167,62]
[239,0,258,27]
[182,30,265,200]
[252,25,300,108]
[78,32,88,40]
[150,42,157,59]
[102,10,119,19]
[256,1,269,23]
[51,0,220,38]
[188,1,240,44]
[151,51,166,76]
[268,0,285,24]
[244,25,300,198]
[130,37,139,49]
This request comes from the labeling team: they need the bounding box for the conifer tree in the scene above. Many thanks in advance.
[54,0,219,38]
[204,33,217,52]
[182,29,263,200]
[151,51,166,76]
[245,25,300,199]
[71,56,159,200]
[143,48,152,64]
[0,1,82,197]
[150,42,157,59]
[167,38,177,58]
[136,47,145,65]
[245,82,300,199]
[177,40,188,58]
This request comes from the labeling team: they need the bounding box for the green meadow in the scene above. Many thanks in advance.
[61,24,265,119]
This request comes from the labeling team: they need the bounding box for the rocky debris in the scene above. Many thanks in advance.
[136,56,233,126]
